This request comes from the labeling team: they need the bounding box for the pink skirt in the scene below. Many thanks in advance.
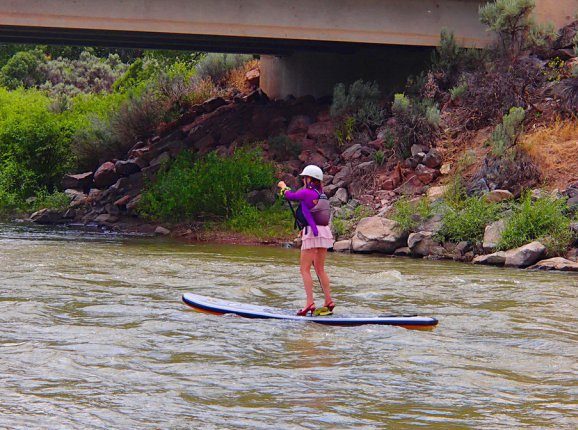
[301,225,334,250]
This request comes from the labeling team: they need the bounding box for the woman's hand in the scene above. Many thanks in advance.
[277,181,287,189]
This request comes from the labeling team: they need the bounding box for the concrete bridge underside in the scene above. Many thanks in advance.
[0,0,575,98]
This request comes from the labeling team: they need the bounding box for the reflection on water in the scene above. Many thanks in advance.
[0,223,577,429]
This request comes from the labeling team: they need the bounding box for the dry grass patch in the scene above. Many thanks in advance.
[520,119,578,188]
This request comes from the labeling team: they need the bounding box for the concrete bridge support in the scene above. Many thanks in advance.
[260,46,430,100]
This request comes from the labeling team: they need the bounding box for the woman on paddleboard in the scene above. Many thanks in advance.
[277,165,334,316]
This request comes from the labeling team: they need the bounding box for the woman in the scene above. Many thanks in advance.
[277,165,335,316]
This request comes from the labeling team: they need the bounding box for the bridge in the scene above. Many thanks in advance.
[0,0,575,97]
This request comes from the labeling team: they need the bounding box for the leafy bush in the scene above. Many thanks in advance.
[391,94,440,158]
[438,196,500,243]
[29,191,71,212]
[330,80,382,128]
[498,193,574,255]
[373,149,386,166]
[110,89,164,146]
[391,196,432,232]
[0,88,75,199]
[139,148,275,221]
[556,76,578,112]
[0,49,46,89]
[449,83,467,101]
[268,135,301,160]
[487,107,525,156]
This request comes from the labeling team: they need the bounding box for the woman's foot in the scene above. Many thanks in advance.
[323,301,335,311]
[296,303,315,316]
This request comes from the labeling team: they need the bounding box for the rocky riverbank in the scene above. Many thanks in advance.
[26,18,578,273]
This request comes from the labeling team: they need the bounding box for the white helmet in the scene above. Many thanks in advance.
[299,165,323,181]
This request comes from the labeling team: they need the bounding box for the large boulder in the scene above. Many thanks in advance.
[93,162,120,189]
[341,144,362,161]
[408,231,439,257]
[351,217,408,254]
[528,257,578,272]
[473,251,507,266]
[307,121,334,139]
[332,240,351,252]
[483,219,506,253]
[332,166,352,188]
[30,208,65,225]
[504,241,546,268]
[62,172,93,191]
[115,159,141,176]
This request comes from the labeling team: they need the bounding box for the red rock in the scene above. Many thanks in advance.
[415,164,439,185]
[298,150,327,166]
[94,162,120,189]
[368,138,384,150]
[202,97,227,113]
[423,149,442,169]
[245,68,260,87]
[287,115,312,135]
[126,194,142,212]
[62,172,93,191]
[114,195,131,206]
[114,160,141,176]
[316,110,331,122]
[394,175,425,195]
[307,121,334,139]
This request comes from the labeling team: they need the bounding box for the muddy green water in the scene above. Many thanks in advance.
[0,224,576,429]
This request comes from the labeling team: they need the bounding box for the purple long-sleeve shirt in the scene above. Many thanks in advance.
[285,187,320,236]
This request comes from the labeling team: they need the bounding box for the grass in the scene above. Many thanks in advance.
[498,193,574,255]
[438,196,501,244]
[519,118,578,188]
[224,201,295,240]
[390,196,432,232]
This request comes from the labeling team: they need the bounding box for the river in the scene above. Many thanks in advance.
[0,223,576,429]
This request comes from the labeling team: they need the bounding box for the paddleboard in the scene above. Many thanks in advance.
[182,293,438,329]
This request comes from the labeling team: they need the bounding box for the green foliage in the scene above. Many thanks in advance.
[29,191,71,212]
[335,116,356,146]
[268,135,301,161]
[0,49,45,89]
[373,149,386,166]
[391,94,440,158]
[225,201,294,240]
[139,148,275,221]
[330,80,382,128]
[438,196,500,243]
[195,53,252,84]
[487,107,525,156]
[498,193,574,255]
[391,196,432,233]
[449,83,468,101]
[0,88,75,199]
[479,0,538,57]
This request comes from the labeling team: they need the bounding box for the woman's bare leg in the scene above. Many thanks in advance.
[299,249,316,307]
[313,248,332,306]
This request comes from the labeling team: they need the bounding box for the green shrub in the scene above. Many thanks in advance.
[268,135,301,160]
[479,0,538,57]
[29,191,71,212]
[195,53,252,84]
[0,49,46,89]
[391,94,440,158]
[330,80,382,128]
[335,116,356,146]
[373,149,386,166]
[487,106,525,156]
[449,83,468,101]
[438,196,500,243]
[391,196,432,233]
[139,148,275,221]
[0,88,75,199]
[498,193,574,255]
[225,201,294,240]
